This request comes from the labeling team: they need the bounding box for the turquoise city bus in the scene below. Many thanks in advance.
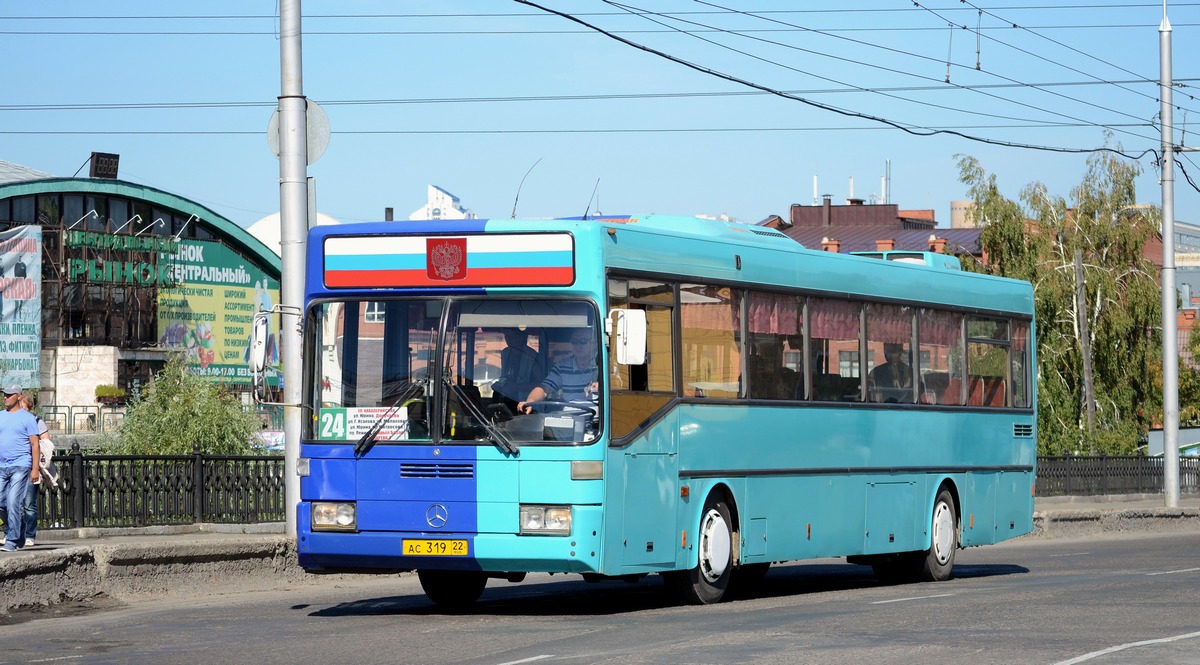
[290,214,1036,607]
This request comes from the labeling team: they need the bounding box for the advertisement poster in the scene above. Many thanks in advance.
[157,239,281,386]
[0,226,42,389]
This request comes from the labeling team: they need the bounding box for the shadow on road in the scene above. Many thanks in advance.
[305,560,1029,618]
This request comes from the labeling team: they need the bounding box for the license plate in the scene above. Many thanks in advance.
[402,539,468,556]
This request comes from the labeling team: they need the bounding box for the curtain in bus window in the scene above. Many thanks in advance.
[866,304,916,404]
[745,292,803,400]
[681,284,741,398]
[919,309,963,405]
[808,298,861,401]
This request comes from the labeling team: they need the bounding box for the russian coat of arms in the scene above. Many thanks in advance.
[426,238,467,281]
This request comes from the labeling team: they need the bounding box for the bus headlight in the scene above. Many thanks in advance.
[519,505,572,535]
[311,502,357,531]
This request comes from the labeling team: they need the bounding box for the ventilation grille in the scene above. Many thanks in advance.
[1013,424,1034,438]
[400,463,474,479]
[747,228,790,239]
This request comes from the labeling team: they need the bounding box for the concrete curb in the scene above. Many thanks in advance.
[1032,506,1200,539]
[0,537,308,615]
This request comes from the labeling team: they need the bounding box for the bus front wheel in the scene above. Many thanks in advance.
[665,494,733,605]
[418,569,487,608]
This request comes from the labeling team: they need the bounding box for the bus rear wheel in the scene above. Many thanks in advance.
[665,494,733,605]
[918,489,957,582]
[418,569,487,608]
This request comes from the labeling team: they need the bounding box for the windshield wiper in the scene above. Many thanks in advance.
[354,381,423,456]
[443,375,519,456]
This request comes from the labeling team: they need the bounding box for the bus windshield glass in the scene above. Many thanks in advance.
[309,298,602,446]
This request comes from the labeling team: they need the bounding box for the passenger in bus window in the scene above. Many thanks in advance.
[518,329,598,413]
[869,343,919,403]
[491,328,545,410]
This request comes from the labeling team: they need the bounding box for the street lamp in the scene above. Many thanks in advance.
[67,210,99,230]
[134,217,166,236]
[113,214,142,234]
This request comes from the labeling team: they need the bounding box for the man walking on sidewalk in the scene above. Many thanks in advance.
[0,384,39,551]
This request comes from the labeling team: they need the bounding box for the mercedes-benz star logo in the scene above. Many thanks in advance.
[426,504,449,529]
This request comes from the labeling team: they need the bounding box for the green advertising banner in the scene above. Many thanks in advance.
[157,239,280,386]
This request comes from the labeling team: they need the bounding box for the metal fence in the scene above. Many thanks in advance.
[33,444,285,530]
[22,453,1196,531]
[1035,455,1200,496]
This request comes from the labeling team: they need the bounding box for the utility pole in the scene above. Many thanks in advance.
[1075,248,1096,448]
[278,0,308,535]
[1160,3,1181,508]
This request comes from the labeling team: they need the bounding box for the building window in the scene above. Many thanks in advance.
[364,301,385,323]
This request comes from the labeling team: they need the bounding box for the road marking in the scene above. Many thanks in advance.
[27,657,85,663]
[1145,567,1200,576]
[1051,630,1200,664]
[496,657,554,665]
[1047,552,1090,558]
[870,593,954,605]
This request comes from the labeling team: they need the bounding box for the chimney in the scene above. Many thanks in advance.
[385,207,394,221]
[928,235,947,253]
[875,239,895,251]
[822,195,832,226]
[821,237,841,253]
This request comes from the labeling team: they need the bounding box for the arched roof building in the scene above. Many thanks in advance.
[0,159,281,410]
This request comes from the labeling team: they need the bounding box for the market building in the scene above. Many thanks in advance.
[0,156,281,413]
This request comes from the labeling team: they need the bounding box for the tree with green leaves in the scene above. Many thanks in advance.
[956,150,1162,455]
[98,353,265,455]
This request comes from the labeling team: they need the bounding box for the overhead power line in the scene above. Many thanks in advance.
[514,0,1154,160]
[617,0,1161,144]
[2,78,1189,113]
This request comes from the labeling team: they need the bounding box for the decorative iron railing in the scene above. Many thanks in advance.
[25,452,1196,531]
[1036,455,1200,496]
[34,443,285,530]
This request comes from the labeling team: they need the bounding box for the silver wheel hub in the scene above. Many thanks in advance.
[931,500,955,565]
[698,507,731,582]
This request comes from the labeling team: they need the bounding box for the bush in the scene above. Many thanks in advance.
[96,354,263,455]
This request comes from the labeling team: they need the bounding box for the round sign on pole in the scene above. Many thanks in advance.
[267,99,331,165]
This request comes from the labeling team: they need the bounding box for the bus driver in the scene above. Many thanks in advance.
[517,329,598,414]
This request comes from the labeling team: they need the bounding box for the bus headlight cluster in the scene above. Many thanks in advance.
[519,505,571,535]
[311,502,357,531]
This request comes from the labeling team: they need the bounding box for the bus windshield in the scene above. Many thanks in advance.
[309,297,602,446]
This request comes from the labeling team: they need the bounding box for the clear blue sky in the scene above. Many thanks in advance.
[3,1,1199,229]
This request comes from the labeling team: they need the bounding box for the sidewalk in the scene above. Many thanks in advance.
[1032,493,1200,539]
[1,495,1197,615]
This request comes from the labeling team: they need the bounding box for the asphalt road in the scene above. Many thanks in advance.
[2,532,1198,665]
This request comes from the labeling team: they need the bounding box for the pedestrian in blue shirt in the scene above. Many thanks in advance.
[0,384,40,551]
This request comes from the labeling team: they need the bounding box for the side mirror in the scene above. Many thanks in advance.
[611,308,647,365]
[250,311,272,402]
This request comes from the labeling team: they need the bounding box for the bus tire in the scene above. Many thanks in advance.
[918,488,957,582]
[418,569,487,608]
[666,494,733,604]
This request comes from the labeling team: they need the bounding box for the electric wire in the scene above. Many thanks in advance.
[2,78,1189,113]
[575,0,1157,153]
[908,1,1192,118]
[683,0,1180,133]
[604,1,1130,131]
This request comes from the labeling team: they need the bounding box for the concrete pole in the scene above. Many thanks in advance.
[1160,6,1180,508]
[278,0,308,536]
